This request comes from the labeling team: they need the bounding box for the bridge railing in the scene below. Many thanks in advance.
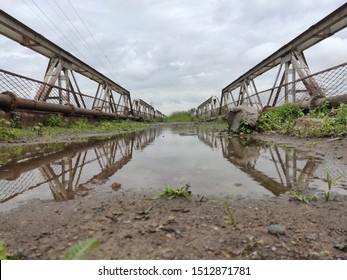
[0,69,132,118]
[220,62,347,116]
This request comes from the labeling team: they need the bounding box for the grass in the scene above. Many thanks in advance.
[0,240,19,260]
[324,172,345,202]
[256,102,347,138]
[158,184,192,199]
[145,184,192,213]
[290,191,317,204]
[0,115,147,142]
[257,103,304,134]
[0,238,99,260]
[163,111,193,122]
[224,197,236,225]
[63,238,99,260]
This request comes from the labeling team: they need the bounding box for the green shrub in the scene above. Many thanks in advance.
[307,100,331,119]
[0,118,18,141]
[44,114,66,127]
[72,118,89,130]
[336,103,347,125]
[257,103,304,133]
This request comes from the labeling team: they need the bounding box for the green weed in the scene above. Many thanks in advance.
[72,118,90,130]
[224,197,236,225]
[63,238,99,260]
[159,184,192,199]
[324,172,345,202]
[335,103,347,125]
[258,101,347,138]
[307,100,331,119]
[44,113,66,127]
[257,103,304,133]
[0,118,22,142]
[290,191,316,204]
[240,236,263,256]
[0,240,20,260]
[307,141,317,147]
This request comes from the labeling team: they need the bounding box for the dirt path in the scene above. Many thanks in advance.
[0,189,346,260]
[0,132,347,260]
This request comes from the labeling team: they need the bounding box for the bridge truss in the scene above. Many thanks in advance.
[196,3,347,119]
[0,10,164,121]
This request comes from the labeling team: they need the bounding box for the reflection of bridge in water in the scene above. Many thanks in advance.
[197,129,347,196]
[0,128,160,203]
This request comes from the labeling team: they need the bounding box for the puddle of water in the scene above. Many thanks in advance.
[0,125,346,212]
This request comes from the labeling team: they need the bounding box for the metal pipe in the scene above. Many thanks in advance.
[0,91,134,120]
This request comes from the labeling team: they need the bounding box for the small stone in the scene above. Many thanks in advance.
[334,242,347,252]
[123,234,132,239]
[162,250,175,260]
[268,224,286,236]
[305,233,317,241]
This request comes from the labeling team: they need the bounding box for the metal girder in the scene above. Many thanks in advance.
[222,3,347,94]
[0,9,130,97]
[132,99,155,121]
[196,95,220,118]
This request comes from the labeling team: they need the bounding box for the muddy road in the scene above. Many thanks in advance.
[0,124,347,259]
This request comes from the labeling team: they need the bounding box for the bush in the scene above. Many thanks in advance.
[336,103,347,125]
[257,103,304,133]
[72,118,89,129]
[44,114,66,127]
[0,118,18,141]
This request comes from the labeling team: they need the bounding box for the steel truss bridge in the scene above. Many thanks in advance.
[0,10,164,122]
[196,3,347,119]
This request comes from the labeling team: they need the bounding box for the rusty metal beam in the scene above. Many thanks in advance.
[0,90,131,120]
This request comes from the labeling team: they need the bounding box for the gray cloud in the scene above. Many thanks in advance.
[1,0,347,115]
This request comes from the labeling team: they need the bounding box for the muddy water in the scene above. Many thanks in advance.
[0,125,346,212]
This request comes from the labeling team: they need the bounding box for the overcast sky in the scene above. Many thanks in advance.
[1,0,347,115]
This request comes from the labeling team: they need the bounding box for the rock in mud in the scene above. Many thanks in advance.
[334,242,347,252]
[227,105,259,132]
[267,224,286,236]
[305,233,317,241]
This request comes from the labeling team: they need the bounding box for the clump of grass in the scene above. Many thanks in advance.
[290,191,316,204]
[71,118,90,130]
[0,118,17,141]
[145,184,192,213]
[43,113,66,127]
[63,238,99,260]
[0,240,20,260]
[257,103,304,133]
[224,197,236,225]
[240,236,263,256]
[159,184,192,199]
[324,172,345,202]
